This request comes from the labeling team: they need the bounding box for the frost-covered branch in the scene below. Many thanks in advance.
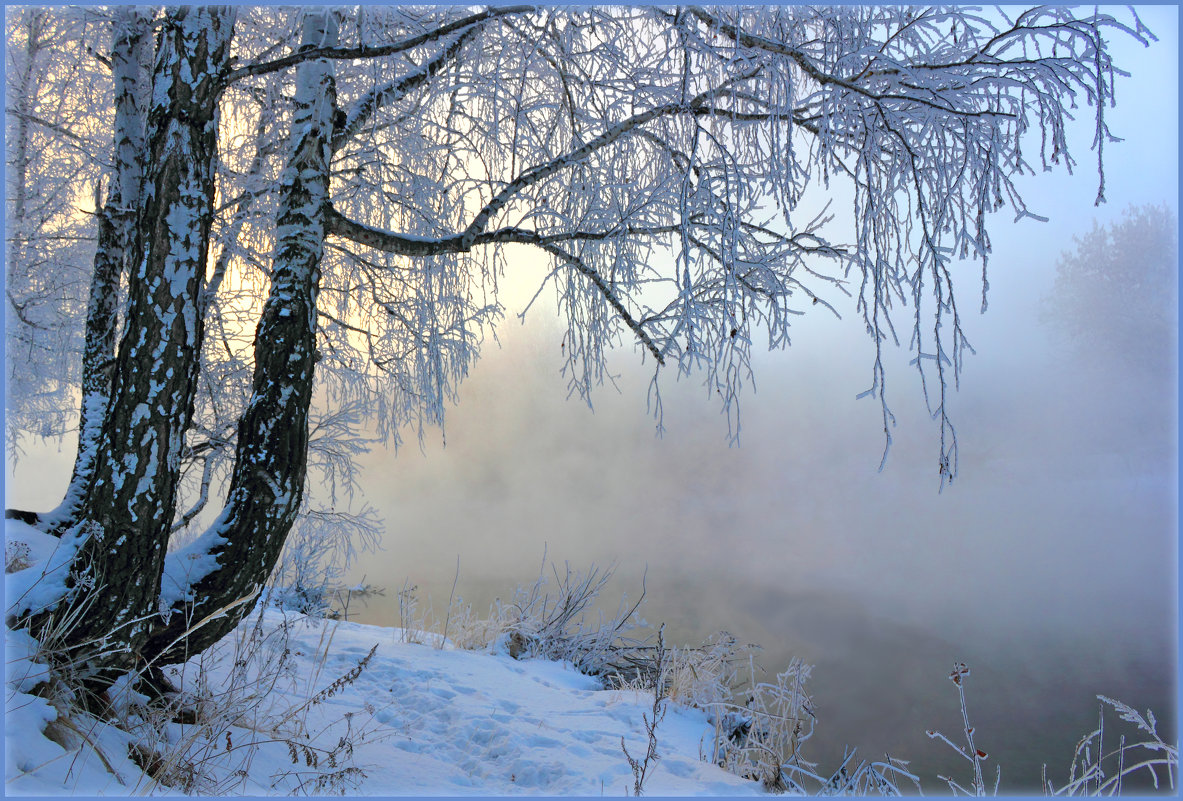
[458,75,760,250]
[541,242,665,366]
[3,108,90,143]
[225,6,533,84]
[332,23,486,152]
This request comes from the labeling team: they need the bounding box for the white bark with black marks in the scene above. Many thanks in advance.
[40,8,153,537]
[146,9,341,664]
[34,7,237,681]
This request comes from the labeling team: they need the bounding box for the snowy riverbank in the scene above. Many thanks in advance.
[6,516,1176,796]
[7,604,767,796]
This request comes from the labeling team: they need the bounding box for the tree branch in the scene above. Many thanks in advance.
[170,454,215,534]
[458,72,759,249]
[686,7,1016,119]
[4,108,89,143]
[323,205,666,365]
[226,6,533,84]
[541,242,666,367]
[6,289,48,330]
[326,202,687,255]
[333,23,482,152]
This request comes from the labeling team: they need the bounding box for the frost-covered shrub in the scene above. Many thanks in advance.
[264,581,333,618]
[264,504,380,619]
[661,632,750,709]
[5,540,31,573]
[454,561,652,680]
[710,659,817,792]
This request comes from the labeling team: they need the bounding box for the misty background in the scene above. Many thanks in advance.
[6,5,1177,791]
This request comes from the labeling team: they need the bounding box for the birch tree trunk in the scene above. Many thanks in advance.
[35,7,235,681]
[4,12,42,525]
[143,9,339,667]
[39,8,152,537]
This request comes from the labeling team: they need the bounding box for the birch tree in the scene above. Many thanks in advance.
[4,5,1148,692]
[5,8,112,452]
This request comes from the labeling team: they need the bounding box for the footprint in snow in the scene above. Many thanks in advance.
[395,739,425,754]
[522,733,563,749]
[504,759,567,788]
[373,707,398,725]
[571,728,612,744]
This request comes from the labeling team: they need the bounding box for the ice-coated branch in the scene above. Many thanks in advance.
[169,453,215,535]
[325,204,688,255]
[3,108,90,143]
[324,205,667,363]
[539,242,665,367]
[458,74,758,250]
[332,24,485,152]
[688,6,1018,120]
[225,5,534,84]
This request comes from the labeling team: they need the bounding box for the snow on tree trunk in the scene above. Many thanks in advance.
[30,7,236,680]
[40,8,152,537]
[144,10,339,666]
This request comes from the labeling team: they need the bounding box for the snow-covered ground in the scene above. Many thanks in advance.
[7,609,766,796]
[5,516,765,796]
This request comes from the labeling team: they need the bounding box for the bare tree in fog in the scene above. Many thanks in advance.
[3,6,1149,693]
[1042,203,1177,376]
[1040,203,1177,454]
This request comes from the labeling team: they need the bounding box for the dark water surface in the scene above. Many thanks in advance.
[340,567,1176,793]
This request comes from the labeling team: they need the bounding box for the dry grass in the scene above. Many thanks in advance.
[7,570,385,795]
[621,625,669,797]
[5,539,32,573]
[1045,695,1178,796]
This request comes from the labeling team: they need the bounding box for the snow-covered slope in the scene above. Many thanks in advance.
[5,607,764,796]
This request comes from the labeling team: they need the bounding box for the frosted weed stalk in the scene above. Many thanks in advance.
[396,578,427,644]
[621,625,668,797]
[5,539,32,572]
[719,656,819,792]
[124,605,388,795]
[1044,695,1178,796]
[924,662,998,796]
[922,662,1177,797]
